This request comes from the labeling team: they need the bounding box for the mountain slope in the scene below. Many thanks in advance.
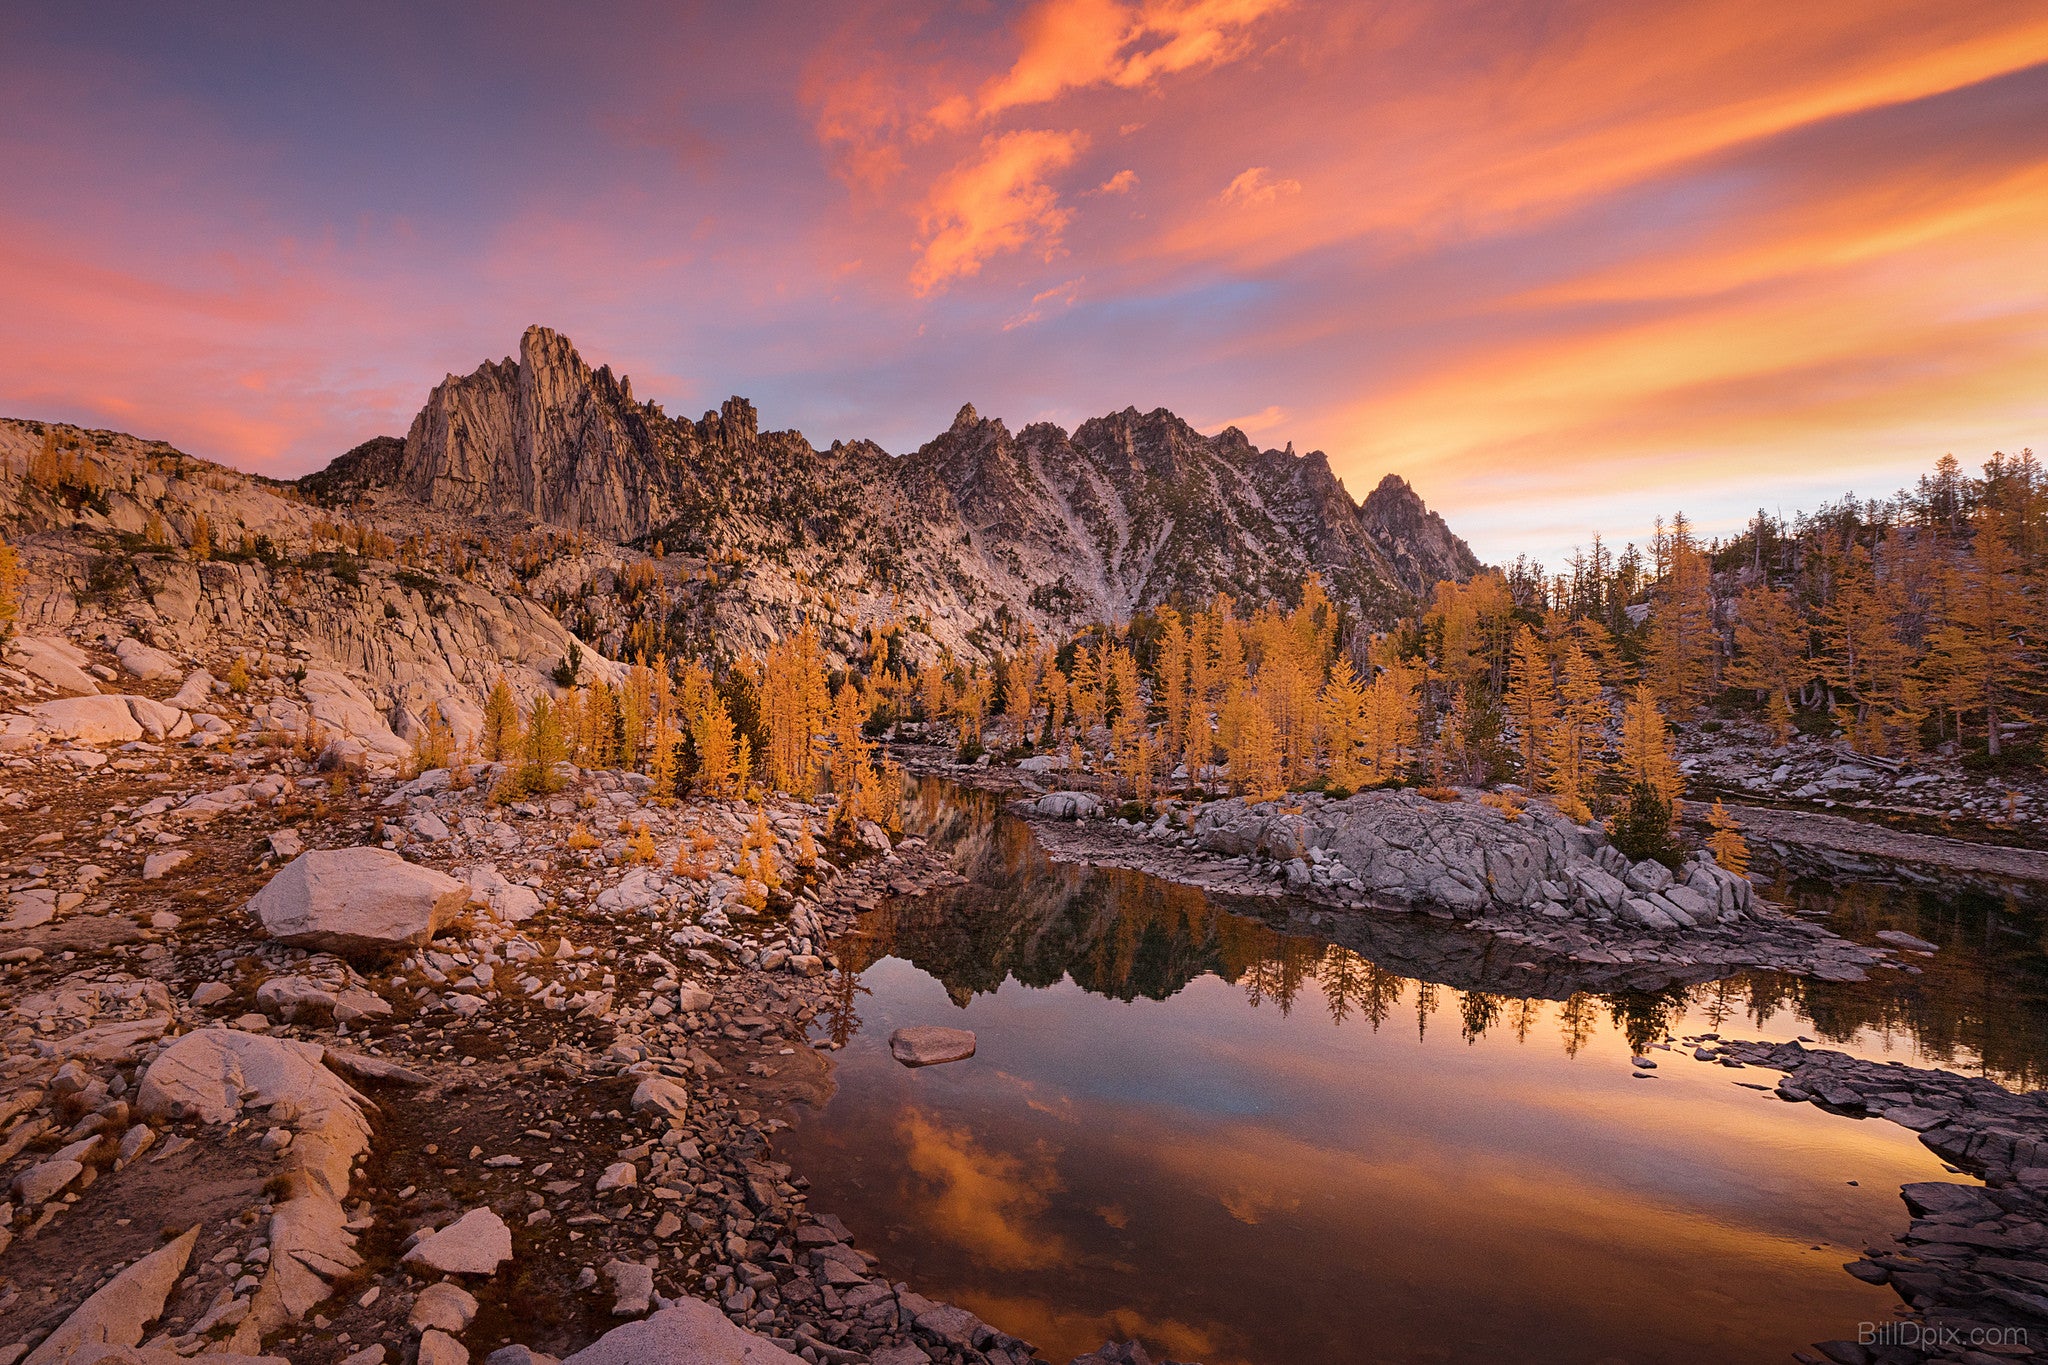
[363,326,1478,641]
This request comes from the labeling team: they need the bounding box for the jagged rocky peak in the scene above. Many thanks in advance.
[1359,473,1481,596]
[310,325,1478,631]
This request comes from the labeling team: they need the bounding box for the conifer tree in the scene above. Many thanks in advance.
[1705,800,1750,877]
[1923,511,2040,760]
[0,533,23,641]
[1726,584,1805,745]
[481,677,520,762]
[1503,625,1554,785]
[761,623,830,794]
[1545,643,1607,823]
[1321,656,1370,791]
[1644,534,1713,716]
[1617,682,1683,817]
[1228,694,1284,801]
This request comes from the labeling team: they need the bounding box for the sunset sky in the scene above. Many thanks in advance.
[3,1,2044,565]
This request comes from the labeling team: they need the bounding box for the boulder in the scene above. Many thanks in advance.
[1622,859,1674,895]
[561,1298,802,1365]
[114,638,181,681]
[9,636,100,695]
[125,696,190,741]
[1031,792,1100,821]
[298,669,410,760]
[603,1259,655,1316]
[465,864,542,922]
[630,1075,690,1125]
[889,1026,977,1068]
[13,1158,83,1205]
[410,1282,479,1333]
[23,1227,198,1365]
[21,696,143,744]
[250,848,470,953]
[417,1331,469,1365]
[141,850,191,881]
[404,1208,513,1276]
[167,669,217,710]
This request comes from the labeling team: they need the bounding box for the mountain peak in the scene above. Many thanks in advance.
[325,327,1477,636]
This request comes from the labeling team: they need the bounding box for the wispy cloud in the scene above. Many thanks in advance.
[1218,166,1301,208]
[913,130,1090,294]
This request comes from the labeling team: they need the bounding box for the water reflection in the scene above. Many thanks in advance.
[776,779,2048,1363]
[861,777,2048,1087]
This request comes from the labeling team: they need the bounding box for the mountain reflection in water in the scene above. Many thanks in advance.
[777,778,2046,1364]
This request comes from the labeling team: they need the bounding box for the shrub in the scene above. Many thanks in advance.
[553,641,583,688]
[1607,782,1682,868]
[1479,790,1526,820]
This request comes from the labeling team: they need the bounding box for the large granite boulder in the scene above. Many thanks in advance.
[20,696,145,744]
[250,848,470,953]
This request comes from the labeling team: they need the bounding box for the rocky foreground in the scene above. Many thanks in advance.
[0,635,1176,1365]
[1685,1036,2048,1365]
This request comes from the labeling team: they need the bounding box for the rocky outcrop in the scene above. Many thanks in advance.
[249,848,472,954]
[134,1030,375,1349]
[1033,788,1754,932]
[22,1228,199,1365]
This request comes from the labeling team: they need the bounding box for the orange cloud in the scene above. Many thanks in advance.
[1093,169,1139,195]
[1217,166,1300,209]
[939,0,1289,126]
[913,129,1089,294]
[898,1107,1070,1270]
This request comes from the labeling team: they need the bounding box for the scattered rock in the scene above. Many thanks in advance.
[404,1208,513,1277]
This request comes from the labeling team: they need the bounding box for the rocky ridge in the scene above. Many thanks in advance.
[385,325,1476,633]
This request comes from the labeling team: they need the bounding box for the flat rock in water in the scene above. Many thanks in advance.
[561,1298,801,1364]
[889,1026,976,1068]
[1875,929,1939,953]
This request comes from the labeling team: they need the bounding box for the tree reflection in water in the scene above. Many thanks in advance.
[855,773,2048,1086]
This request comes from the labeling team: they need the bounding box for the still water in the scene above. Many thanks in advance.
[779,781,2048,1364]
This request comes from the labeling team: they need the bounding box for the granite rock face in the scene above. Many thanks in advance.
[382,326,1476,632]
[1029,787,1757,932]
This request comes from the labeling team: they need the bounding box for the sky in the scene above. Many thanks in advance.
[2,1,2045,567]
